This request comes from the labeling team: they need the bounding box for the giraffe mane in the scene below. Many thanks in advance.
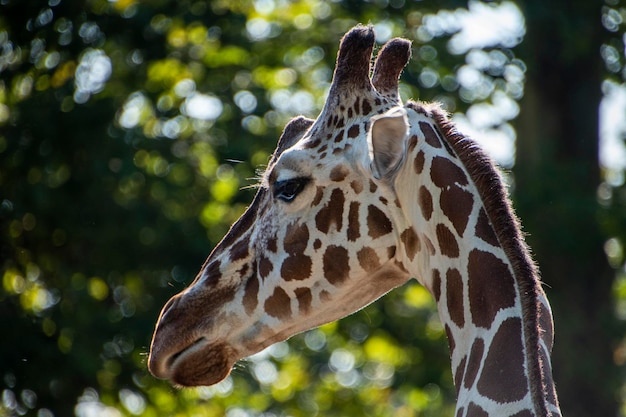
[411,101,549,416]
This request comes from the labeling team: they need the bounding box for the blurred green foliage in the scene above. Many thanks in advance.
[0,0,624,416]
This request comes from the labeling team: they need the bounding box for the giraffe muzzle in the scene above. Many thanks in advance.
[149,333,237,387]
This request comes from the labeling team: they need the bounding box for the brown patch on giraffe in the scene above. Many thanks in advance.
[330,164,349,182]
[468,249,516,328]
[420,121,442,149]
[353,97,360,115]
[379,196,388,205]
[422,121,457,158]
[367,205,392,238]
[315,188,345,234]
[347,202,361,242]
[284,222,309,255]
[303,138,321,149]
[475,208,499,247]
[454,355,466,395]
[387,245,396,258]
[265,287,291,320]
[333,129,345,143]
[414,150,425,174]
[267,237,278,253]
[313,239,321,250]
[258,256,273,279]
[418,186,433,220]
[280,222,311,281]
[201,260,222,287]
[455,408,464,417]
[347,124,360,138]
[294,287,312,315]
[369,180,377,193]
[407,135,418,153]
[357,247,381,272]
[467,402,489,417]
[463,338,484,390]
[243,273,259,315]
[320,290,331,302]
[477,317,529,402]
[312,186,325,207]
[280,254,312,281]
[400,227,420,261]
[440,135,457,159]
[318,144,328,154]
[440,185,474,236]
[323,245,350,286]
[446,268,465,327]
[430,156,469,189]
[362,98,372,115]
[436,223,459,258]
[432,269,442,302]
[350,180,363,194]
[229,234,250,261]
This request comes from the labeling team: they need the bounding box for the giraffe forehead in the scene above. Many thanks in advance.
[300,96,396,152]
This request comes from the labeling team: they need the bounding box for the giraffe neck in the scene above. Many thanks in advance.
[393,104,560,417]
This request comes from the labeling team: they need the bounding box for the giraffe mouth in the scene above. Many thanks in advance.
[167,337,207,369]
[151,337,236,387]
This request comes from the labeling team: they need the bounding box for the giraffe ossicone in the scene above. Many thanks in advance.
[149,25,562,417]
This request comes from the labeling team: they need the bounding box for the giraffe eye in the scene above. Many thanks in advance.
[273,178,310,202]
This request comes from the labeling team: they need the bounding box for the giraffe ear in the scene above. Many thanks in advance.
[368,108,409,181]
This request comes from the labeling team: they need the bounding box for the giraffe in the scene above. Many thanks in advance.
[148,25,561,417]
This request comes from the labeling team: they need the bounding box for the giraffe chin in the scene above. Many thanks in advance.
[168,340,236,387]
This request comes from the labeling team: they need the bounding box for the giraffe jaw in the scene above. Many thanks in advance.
[150,336,238,387]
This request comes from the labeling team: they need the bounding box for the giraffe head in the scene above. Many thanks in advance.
[148,26,417,386]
